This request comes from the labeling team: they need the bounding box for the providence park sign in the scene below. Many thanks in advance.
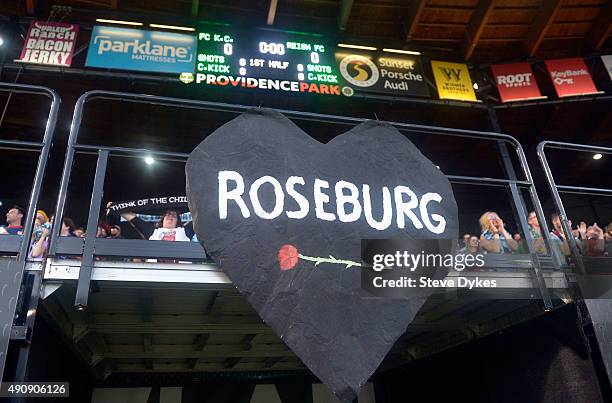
[186,109,458,402]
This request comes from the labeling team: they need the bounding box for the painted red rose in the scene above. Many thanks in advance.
[278,244,299,270]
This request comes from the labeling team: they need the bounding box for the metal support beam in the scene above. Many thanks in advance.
[13,271,44,382]
[487,107,553,310]
[462,0,497,60]
[75,150,109,309]
[338,0,353,31]
[523,0,562,56]
[405,0,426,42]
[267,0,279,26]
[0,83,59,383]
[585,2,612,50]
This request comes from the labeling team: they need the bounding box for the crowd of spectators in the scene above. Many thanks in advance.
[0,202,608,267]
[0,204,202,260]
[459,210,612,267]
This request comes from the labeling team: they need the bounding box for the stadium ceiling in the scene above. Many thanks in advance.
[2,0,611,63]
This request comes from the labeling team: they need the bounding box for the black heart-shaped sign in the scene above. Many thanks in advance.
[186,109,458,401]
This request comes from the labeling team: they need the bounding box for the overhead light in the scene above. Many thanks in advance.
[96,18,143,26]
[473,83,479,90]
[0,36,4,46]
[593,153,603,160]
[151,33,194,42]
[144,156,155,165]
[149,23,195,31]
[337,43,377,51]
[382,48,421,55]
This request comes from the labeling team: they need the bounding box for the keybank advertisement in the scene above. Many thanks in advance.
[86,26,196,74]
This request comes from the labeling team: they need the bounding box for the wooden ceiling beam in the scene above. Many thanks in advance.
[267,0,279,26]
[585,2,612,50]
[523,0,563,56]
[225,357,242,369]
[263,357,283,368]
[106,349,292,360]
[204,291,219,314]
[191,0,199,18]
[461,0,497,60]
[338,0,354,31]
[87,322,273,334]
[405,0,427,42]
[26,0,37,15]
[187,333,211,369]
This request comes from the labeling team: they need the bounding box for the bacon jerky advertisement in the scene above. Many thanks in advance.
[186,110,458,402]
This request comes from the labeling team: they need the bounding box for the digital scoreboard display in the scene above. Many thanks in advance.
[192,24,343,96]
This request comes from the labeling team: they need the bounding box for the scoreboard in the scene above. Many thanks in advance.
[192,24,343,96]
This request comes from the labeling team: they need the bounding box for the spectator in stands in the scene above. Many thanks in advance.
[109,225,123,239]
[0,205,25,235]
[513,233,527,254]
[479,211,518,254]
[605,223,612,256]
[459,235,480,254]
[30,210,52,258]
[549,213,571,268]
[32,210,51,242]
[121,209,192,241]
[73,227,85,238]
[462,233,470,248]
[526,211,547,254]
[97,222,110,238]
[582,223,605,257]
[60,217,76,237]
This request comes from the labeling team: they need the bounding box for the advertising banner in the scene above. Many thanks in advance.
[335,51,430,97]
[545,58,599,98]
[86,26,196,74]
[491,62,544,103]
[601,55,612,82]
[430,61,477,101]
[17,21,79,67]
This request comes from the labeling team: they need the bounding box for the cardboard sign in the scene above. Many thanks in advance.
[106,196,189,215]
[545,58,599,98]
[430,60,477,101]
[86,26,196,74]
[17,21,78,67]
[186,109,458,401]
[336,51,430,97]
[491,62,544,103]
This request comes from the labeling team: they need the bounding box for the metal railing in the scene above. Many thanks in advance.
[50,90,557,310]
[0,82,60,381]
[537,141,612,275]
